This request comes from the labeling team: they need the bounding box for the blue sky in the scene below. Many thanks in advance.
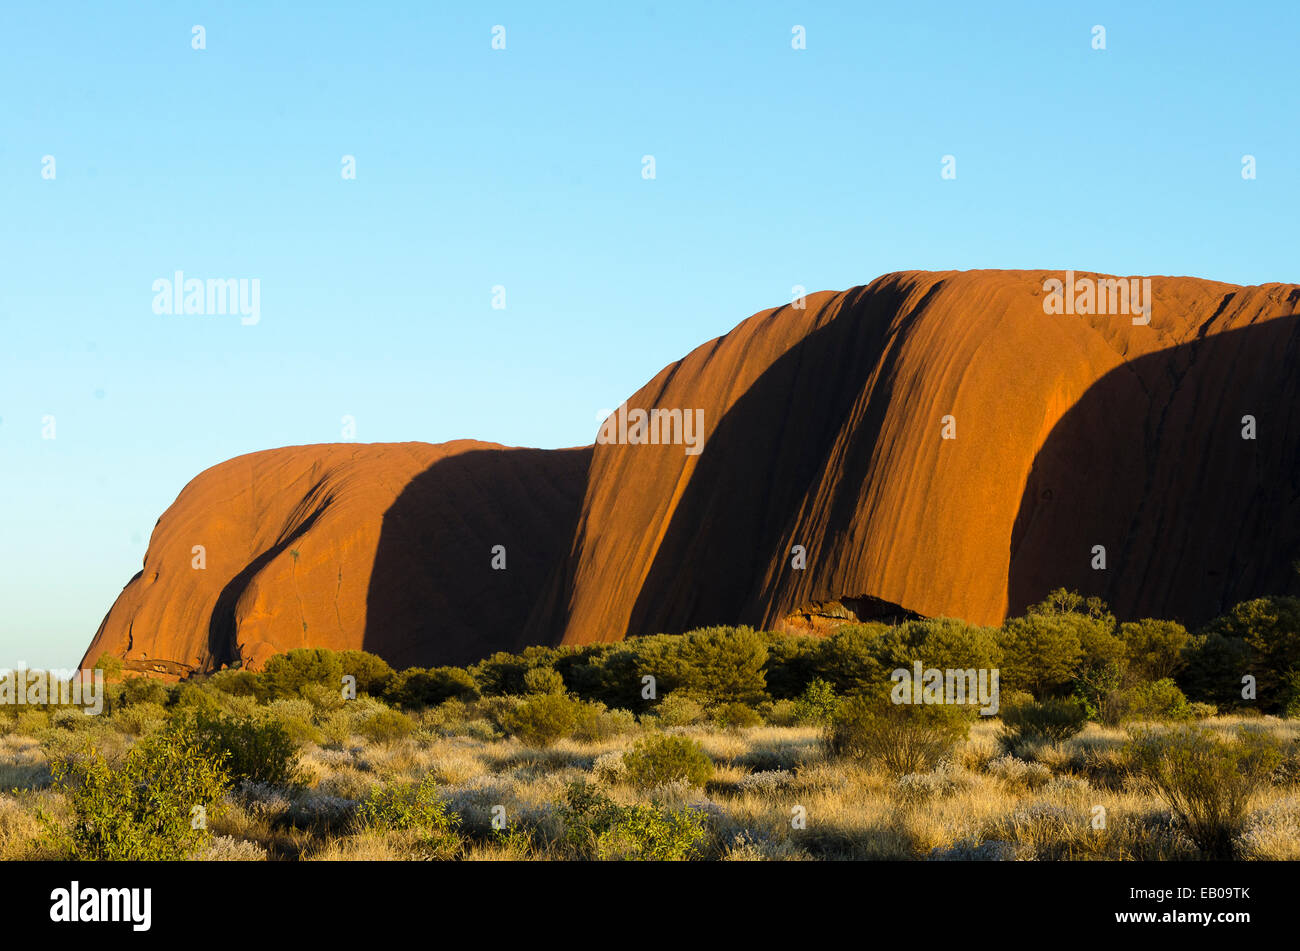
[2,0,1297,668]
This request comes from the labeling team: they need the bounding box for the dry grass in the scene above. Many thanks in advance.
[3,712,1297,861]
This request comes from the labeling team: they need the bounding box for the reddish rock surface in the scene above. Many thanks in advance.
[83,271,1300,674]
[81,441,591,676]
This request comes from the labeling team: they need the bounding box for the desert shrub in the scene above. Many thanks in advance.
[419,698,477,737]
[1125,678,1192,721]
[261,649,344,701]
[355,707,415,744]
[630,627,769,705]
[523,667,566,696]
[570,702,637,742]
[171,683,222,716]
[48,720,230,860]
[1001,589,1120,697]
[1204,597,1300,702]
[987,754,1053,792]
[498,693,584,747]
[190,712,302,788]
[92,654,124,680]
[825,689,972,775]
[791,678,841,724]
[649,693,705,727]
[622,734,714,790]
[761,632,823,699]
[120,676,170,707]
[558,780,707,861]
[206,668,263,699]
[50,708,97,732]
[712,702,762,730]
[384,666,480,709]
[1122,619,1192,682]
[592,751,628,784]
[812,624,895,694]
[1072,662,1127,725]
[1127,726,1286,859]
[999,615,1085,698]
[764,699,799,726]
[471,646,563,697]
[1282,670,1300,719]
[999,698,1088,754]
[874,617,1004,676]
[338,650,394,696]
[300,681,346,713]
[356,774,460,857]
[1178,631,1252,710]
[263,698,321,745]
[112,701,169,736]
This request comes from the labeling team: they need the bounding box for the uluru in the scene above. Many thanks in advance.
[82,270,1300,677]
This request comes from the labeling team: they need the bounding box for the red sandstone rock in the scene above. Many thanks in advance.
[83,271,1300,674]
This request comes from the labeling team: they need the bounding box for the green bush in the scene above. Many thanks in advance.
[471,646,562,697]
[356,774,461,857]
[569,702,637,742]
[355,706,415,744]
[112,701,169,736]
[791,678,841,724]
[261,649,344,700]
[1122,619,1192,682]
[761,632,823,699]
[190,712,302,788]
[206,668,263,699]
[812,624,895,694]
[384,666,480,709]
[263,698,322,745]
[825,689,972,775]
[498,693,584,747]
[339,650,394,696]
[1125,678,1192,721]
[523,667,566,695]
[120,676,170,707]
[622,734,714,790]
[48,720,230,860]
[764,699,800,726]
[634,627,769,705]
[998,615,1085,698]
[171,683,222,715]
[1127,726,1286,859]
[1072,662,1127,726]
[300,681,347,713]
[999,697,1088,753]
[649,693,705,727]
[558,780,707,861]
[712,702,762,730]
[1179,631,1252,710]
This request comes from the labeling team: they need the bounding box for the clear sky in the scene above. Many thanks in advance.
[2,1,1298,668]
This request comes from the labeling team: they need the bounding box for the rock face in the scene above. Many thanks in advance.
[83,270,1300,675]
[81,441,591,676]
[540,270,1300,644]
